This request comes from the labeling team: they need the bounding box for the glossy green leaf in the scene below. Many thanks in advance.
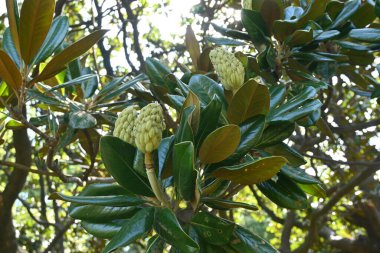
[273,20,297,42]
[264,143,306,167]
[195,96,222,149]
[81,68,98,98]
[158,136,174,178]
[314,30,340,41]
[211,23,251,41]
[146,235,165,253]
[0,50,22,92]
[48,74,97,92]
[19,0,55,65]
[227,115,266,162]
[173,141,196,201]
[335,41,369,51]
[258,174,308,209]
[227,80,270,124]
[286,29,313,46]
[33,30,108,83]
[77,183,131,197]
[297,0,328,28]
[213,156,287,185]
[69,205,138,222]
[297,183,326,198]
[154,208,199,253]
[145,57,175,92]
[176,106,195,143]
[50,192,145,207]
[292,52,335,62]
[191,212,235,246]
[188,75,226,108]
[241,9,269,46]
[69,111,97,129]
[330,0,360,29]
[269,86,286,110]
[348,28,380,42]
[81,221,122,239]
[199,125,241,164]
[31,16,69,66]
[205,36,247,46]
[230,226,279,253]
[270,100,322,122]
[2,28,20,68]
[102,208,155,253]
[280,166,320,184]
[201,197,258,211]
[258,122,295,148]
[267,86,318,122]
[100,136,154,196]
[6,0,20,57]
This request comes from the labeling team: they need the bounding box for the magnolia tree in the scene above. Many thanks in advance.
[0,0,380,252]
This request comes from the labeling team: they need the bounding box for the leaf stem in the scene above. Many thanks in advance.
[145,152,171,208]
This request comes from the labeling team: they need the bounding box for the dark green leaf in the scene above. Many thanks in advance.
[49,192,145,207]
[33,30,108,83]
[286,29,313,47]
[81,221,122,239]
[230,226,278,253]
[348,28,380,42]
[2,28,20,68]
[175,106,195,143]
[102,208,155,253]
[227,115,266,162]
[31,16,69,66]
[205,36,247,46]
[201,197,258,211]
[100,136,154,196]
[330,0,361,29]
[269,86,286,110]
[297,0,329,28]
[191,212,235,246]
[280,166,320,184]
[211,23,251,41]
[69,205,138,222]
[195,96,222,149]
[69,111,97,129]
[213,156,287,185]
[264,143,306,167]
[258,174,308,209]
[154,208,199,253]
[241,9,269,46]
[158,136,174,178]
[258,122,295,148]
[145,57,175,92]
[188,75,226,108]
[173,141,196,200]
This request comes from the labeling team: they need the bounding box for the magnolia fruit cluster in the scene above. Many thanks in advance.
[113,103,165,153]
[209,47,245,93]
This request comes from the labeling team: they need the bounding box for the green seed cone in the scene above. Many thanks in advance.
[113,106,138,146]
[209,47,245,92]
[134,103,165,153]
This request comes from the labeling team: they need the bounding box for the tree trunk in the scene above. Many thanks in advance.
[0,127,32,253]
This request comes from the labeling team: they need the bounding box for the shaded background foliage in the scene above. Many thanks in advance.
[0,0,379,252]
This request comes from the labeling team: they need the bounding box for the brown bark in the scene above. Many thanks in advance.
[0,127,32,253]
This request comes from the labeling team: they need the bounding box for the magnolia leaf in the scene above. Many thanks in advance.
[199,125,241,164]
